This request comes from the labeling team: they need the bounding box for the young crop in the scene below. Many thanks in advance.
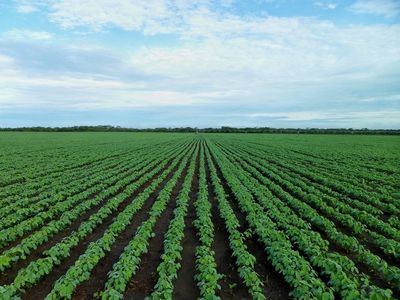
[193,145,222,300]
[0,142,194,299]
[205,143,334,299]
[100,143,198,300]
[0,133,398,300]
[216,143,393,299]
[148,143,199,300]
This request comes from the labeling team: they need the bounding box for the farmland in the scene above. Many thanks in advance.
[0,132,399,300]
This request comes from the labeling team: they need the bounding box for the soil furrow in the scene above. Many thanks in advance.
[238,148,400,268]
[18,156,184,300]
[217,142,399,295]
[0,157,173,286]
[171,148,200,299]
[207,142,291,299]
[72,154,191,299]
[204,158,250,299]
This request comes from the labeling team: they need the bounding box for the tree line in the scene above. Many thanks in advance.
[0,125,399,135]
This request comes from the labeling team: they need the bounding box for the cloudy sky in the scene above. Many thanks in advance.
[0,0,399,128]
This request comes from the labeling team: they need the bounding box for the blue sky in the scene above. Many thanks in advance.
[0,0,399,128]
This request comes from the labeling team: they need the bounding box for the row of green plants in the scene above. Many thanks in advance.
[246,138,398,193]
[230,139,400,234]
[0,135,185,198]
[0,139,135,190]
[272,141,399,189]
[268,137,397,174]
[0,141,189,250]
[148,143,199,299]
[227,143,400,249]
[229,143,400,270]
[44,143,195,300]
[0,146,135,208]
[205,146,267,300]
[216,143,394,299]
[233,140,385,215]
[216,141,400,294]
[268,146,399,211]
[192,145,222,299]
[245,142,400,215]
[98,143,197,299]
[0,142,188,273]
[225,139,388,217]
[0,146,99,188]
[0,145,161,229]
[0,143,195,299]
[205,142,335,299]
[0,137,177,206]
[284,151,397,194]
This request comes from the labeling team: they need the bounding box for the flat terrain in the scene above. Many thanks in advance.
[0,132,399,300]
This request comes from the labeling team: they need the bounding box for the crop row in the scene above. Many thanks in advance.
[213,141,395,298]
[0,142,196,299]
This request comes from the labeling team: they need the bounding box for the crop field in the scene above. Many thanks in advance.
[0,132,399,300]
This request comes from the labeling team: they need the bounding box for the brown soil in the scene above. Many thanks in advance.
[221,144,400,296]
[0,157,173,287]
[6,139,397,300]
[1,167,132,254]
[0,156,140,232]
[171,149,200,299]
[327,233,400,296]
[18,155,184,300]
[205,159,251,300]
[122,154,194,300]
[206,145,291,300]
[72,154,191,300]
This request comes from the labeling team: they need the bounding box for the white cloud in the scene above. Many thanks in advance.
[129,20,400,91]
[42,0,262,35]
[350,0,400,18]
[16,4,38,13]
[46,0,205,32]
[0,66,213,109]
[2,30,52,40]
[314,2,338,10]
[2,0,400,127]
[14,0,48,14]
[1,17,399,121]
[0,54,15,65]
[49,0,167,30]
[243,110,400,122]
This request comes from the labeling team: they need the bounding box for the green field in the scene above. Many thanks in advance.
[0,132,399,300]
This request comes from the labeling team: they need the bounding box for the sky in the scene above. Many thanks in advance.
[0,0,399,128]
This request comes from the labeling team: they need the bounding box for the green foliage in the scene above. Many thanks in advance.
[0,133,398,300]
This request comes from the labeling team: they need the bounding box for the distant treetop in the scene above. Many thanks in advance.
[0,125,398,135]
